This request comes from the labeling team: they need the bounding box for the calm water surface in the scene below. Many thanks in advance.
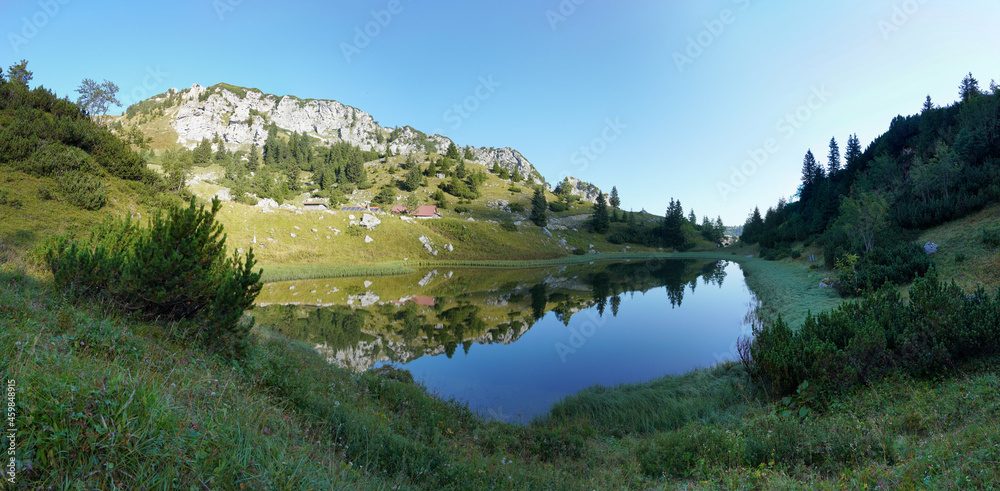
[254,259,755,422]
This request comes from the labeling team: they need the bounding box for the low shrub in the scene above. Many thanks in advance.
[837,242,931,296]
[744,271,1000,396]
[980,227,1000,247]
[500,220,517,232]
[46,196,262,358]
[0,189,22,208]
[59,170,107,210]
[508,202,525,213]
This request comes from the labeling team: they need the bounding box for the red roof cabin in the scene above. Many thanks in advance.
[411,205,441,219]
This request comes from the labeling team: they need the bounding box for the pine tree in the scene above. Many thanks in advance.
[590,192,610,233]
[215,138,228,161]
[403,164,422,192]
[446,142,460,160]
[285,162,300,192]
[609,186,620,209]
[263,124,280,166]
[688,210,697,226]
[827,137,841,176]
[247,145,260,172]
[464,146,475,160]
[922,95,934,112]
[193,138,213,164]
[802,150,818,188]
[6,59,32,86]
[845,134,862,170]
[661,198,685,247]
[530,187,548,227]
[960,72,981,102]
[743,207,764,244]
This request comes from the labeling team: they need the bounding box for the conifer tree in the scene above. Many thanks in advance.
[591,192,610,234]
[922,95,934,112]
[285,162,300,191]
[193,138,213,164]
[827,137,841,176]
[609,186,620,209]
[661,198,685,247]
[7,60,32,86]
[446,142,460,160]
[845,134,862,170]
[403,164,422,192]
[960,72,981,101]
[247,145,260,172]
[531,187,548,227]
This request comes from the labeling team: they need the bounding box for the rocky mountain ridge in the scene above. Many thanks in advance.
[139,83,550,186]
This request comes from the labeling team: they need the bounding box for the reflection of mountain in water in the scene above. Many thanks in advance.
[253,259,730,371]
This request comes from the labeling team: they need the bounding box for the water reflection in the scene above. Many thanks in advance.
[254,259,732,372]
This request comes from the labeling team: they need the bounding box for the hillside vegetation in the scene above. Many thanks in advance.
[3,63,1000,488]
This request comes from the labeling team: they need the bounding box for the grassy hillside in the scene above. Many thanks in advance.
[918,202,1000,290]
[5,69,1000,489]
[5,253,1000,488]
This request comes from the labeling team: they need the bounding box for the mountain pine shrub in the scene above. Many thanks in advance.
[744,270,1000,397]
[58,170,107,210]
[47,196,262,358]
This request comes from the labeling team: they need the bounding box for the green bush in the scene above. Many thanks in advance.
[23,143,95,176]
[980,227,1000,247]
[500,220,517,232]
[744,272,1000,396]
[548,202,567,212]
[837,242,931,296]
[508,202,525,214]
[453,205,469,214]
[46,197,262,358]
[0,189,22,208]
[59,170,107,210]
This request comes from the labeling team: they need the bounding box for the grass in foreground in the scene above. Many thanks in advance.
[4,262,1000,489]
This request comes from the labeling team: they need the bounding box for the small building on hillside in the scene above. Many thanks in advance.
[303,201,328,211]
[411,205,441,219]
[390,205,408,214]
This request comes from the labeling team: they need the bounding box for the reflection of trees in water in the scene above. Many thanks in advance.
[585,259,729,310]
[256,259,734,369]
[255,304,373,351]
[529,283,547,320]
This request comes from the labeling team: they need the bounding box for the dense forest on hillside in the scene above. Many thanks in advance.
[741,73,1000,295]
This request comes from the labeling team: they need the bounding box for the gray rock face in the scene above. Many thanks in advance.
[466,147,542,185]
[557,176,602,204]
[161,83,544,183]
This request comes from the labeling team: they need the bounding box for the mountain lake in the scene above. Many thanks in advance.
[253,258,756,422]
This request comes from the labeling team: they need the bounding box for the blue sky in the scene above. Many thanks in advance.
[3,0,998,224]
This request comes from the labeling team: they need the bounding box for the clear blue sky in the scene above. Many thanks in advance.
[3,0,998,224]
